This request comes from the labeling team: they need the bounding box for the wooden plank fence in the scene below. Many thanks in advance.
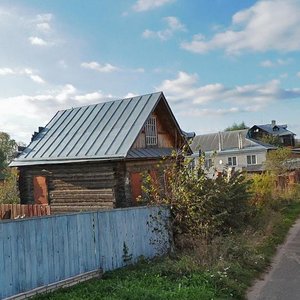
[0,205,170,299]
[0,204,51,220]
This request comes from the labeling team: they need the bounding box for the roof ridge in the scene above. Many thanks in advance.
[56,91,163,113]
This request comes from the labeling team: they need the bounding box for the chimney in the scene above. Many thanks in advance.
[31,126,44,142]
[218,132,223,151]
[271,120,276,126]
[238,132,243,149]
[31,131,38,142]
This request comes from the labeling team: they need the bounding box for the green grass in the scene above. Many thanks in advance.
[34,202,300,300]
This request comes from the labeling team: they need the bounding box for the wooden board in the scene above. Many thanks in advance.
[33,176,48,205]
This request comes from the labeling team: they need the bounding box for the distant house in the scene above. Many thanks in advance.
[248,120,295,147]
[190,129,276,174]
[10,92,189,213]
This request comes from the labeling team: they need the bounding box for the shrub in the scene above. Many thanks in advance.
[250,172,275,208]
[141,151,252,243]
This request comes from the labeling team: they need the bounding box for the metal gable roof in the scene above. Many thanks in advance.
[190,129,275,153]
[11,92,166,167]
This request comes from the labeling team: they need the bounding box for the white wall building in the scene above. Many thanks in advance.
[190,129,276,175]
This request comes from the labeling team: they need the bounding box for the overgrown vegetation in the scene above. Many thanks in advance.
[140,152,252,242]
[264,147,292,175]
[33,148,300,299]
[0,131,19,204]
[0,168,19,204]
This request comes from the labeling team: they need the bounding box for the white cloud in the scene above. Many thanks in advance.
[181,0,300,54]
[133,0,174,12]
[0,68,14,75]
[0,67,45,84]
[124,92,138,98]
[156,71,300,112]
[36,13,53,22]
[74,91,113,103]
[81,61,120,73]
[260,58,292,68]
[55,84,77,102]
[165,16,186,31]
[36,22,51,32]
[29,36,48,46]
[297,72,300,78]
[142,16,186,41]
[180,107,241,117]
[260,60,274,68]
[28,74,45,84]
[0,85,113,142]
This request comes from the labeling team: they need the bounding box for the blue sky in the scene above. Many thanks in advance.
[0,0,300,143]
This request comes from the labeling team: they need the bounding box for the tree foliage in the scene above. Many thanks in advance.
[141,151,252,242]
[224,121,249,131]
[0,168,19,204]
[0,132,17,170]
[258,134,282,147]
[250,172,275,207]
[250,148,298,208]
[264,148,292,175]
[0,132,19,204]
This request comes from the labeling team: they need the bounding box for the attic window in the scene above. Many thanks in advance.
[145,116,157,146]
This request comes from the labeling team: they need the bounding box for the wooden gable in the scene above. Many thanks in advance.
[132,96,184,150]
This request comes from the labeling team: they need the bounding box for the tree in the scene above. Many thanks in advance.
[0,132,20,204]
[0,132,17,169]
[0,168,19,204]
[264,148,292,176]
[224,121,249,131]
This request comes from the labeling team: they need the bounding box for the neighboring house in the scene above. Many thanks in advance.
[248,120,295,147]
[10,92,188,213]
[190,129,276,175]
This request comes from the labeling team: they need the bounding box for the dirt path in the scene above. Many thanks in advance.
[247,217,300,300]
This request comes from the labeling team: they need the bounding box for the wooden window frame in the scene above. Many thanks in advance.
[144,116,158,147]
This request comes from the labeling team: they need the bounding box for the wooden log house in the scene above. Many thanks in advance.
[10,92,189,213]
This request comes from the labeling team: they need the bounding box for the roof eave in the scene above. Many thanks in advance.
[10,155,125,167]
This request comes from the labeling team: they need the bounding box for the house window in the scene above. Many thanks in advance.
[247,155,257,165]
[145,116,157,146]
[205,158,213,168]
[228,156,237,166]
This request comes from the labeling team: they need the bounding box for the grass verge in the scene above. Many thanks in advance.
[34,201,300,300]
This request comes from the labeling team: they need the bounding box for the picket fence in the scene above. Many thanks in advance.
[0,204,51,220]
[0,206,170,299]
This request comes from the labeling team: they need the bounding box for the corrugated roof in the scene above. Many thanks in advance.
[190,129,275,153]
[11,92,176,166]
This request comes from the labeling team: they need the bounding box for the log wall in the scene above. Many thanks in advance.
[125,159,162,203]
[18,161,131,214]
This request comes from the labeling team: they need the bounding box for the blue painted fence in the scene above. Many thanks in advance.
[0,206,170,299]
